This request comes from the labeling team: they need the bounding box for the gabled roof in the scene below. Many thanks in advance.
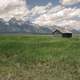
[54,27,72,33]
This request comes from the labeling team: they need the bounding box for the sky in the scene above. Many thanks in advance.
[27,0,59,8]
[0,0,80,29]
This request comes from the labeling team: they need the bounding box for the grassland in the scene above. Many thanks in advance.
[0,35,80,80]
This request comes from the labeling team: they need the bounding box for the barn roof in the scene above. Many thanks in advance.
[54,27,72,33]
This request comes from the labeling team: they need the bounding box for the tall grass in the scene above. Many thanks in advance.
[0,36,80,80]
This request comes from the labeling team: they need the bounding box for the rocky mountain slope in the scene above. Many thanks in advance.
[0,18,53,34]
[0,18,79,34]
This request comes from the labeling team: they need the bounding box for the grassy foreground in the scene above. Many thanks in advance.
[0,36,80,80]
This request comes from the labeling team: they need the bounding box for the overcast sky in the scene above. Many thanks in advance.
[0,0,80,29]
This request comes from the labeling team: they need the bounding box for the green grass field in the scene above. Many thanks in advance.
[0,35,80,80]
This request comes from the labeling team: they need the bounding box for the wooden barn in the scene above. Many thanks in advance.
[53,28,72,38]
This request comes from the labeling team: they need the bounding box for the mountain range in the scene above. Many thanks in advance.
[0,17,79,34]
[0,18,53,34]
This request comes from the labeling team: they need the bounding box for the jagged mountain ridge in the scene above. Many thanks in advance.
[0,18,79,34]
[0,18,53,34]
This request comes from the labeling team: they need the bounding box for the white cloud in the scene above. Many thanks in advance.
[0,0,80,30]
[30,3,80,30]
[0,0,29,20]
[60,0,80,5]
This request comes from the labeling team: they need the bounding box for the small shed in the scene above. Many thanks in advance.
[53,28,72,38]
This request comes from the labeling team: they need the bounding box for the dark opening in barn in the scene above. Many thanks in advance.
[62,33,72,38]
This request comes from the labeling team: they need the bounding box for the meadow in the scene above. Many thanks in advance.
[0,35,80,80]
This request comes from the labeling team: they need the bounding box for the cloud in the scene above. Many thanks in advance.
[31,6,76,23]
[0,0,80,30]
[30,3,80,30]
[0,0,29,20]
[60,0,80,5]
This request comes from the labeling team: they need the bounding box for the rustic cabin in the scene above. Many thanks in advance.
[53,28,72,38]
